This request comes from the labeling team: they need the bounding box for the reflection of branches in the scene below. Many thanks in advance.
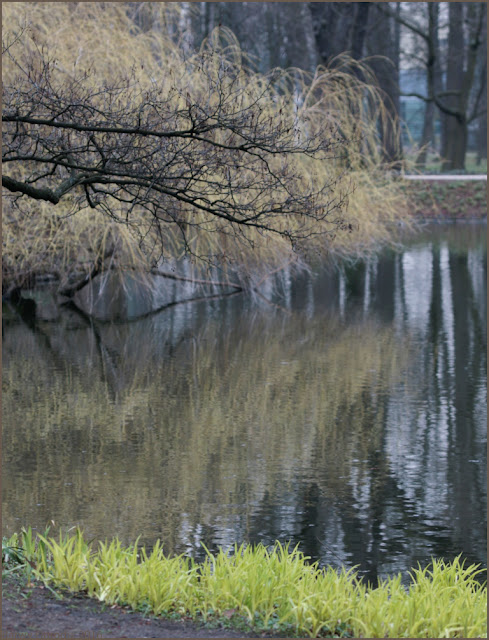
[59,247,115,298]
[152,269,241,290]
[62,261,292,321]
[96,288,243,324]
[60,300,122,399]
[3,302,78,378]
[3,300,413,559]
[153,258,297,314]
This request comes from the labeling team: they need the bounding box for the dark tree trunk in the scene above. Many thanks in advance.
[442,116,468,171]
[387,1,403,168]
[417,3,440,167]
[476,114,487,164]
[371,1,485,172]
[309,3,359,65]
[368,4,403,168]
[476,34,487,164]
[351,3,370,61]
[441,4,467,171]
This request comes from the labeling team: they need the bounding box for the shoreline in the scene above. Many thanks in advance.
[2,177,486,295]
[2,530,486,639]
[401,178,487,222]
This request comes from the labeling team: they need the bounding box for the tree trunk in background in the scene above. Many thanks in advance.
[288,3,318,72]
[351,3,370,62]
[368,4,403,169]
[390,2,403,168]
[440,3,486,171]
[477,114,487,164]
[417,3,439,167]
[441,4,466,171]
[476,95,487,165]
[382,1,485,171]
[309,2,370,67]
[311,2,404,168]
[206,2,216,35]
[476,31,487,164]
[309,3,357,65]
[192,3,318,75]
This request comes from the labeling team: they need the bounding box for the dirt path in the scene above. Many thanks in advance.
[2,574,283,639]
[402,174,487,180]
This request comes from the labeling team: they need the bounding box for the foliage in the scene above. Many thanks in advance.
[2,526,52,586]
[2,538,26,570]
[4,528,487,638]
[2,2,411,293]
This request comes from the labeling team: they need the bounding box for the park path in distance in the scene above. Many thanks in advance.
[402,174,487,181]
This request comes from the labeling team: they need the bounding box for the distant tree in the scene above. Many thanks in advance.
[308,2,370,65]
[381,1,487,171]
[440,2,486,170]
[366,3,403,168]
[416,3,443,167]
[191,3,317,74]
[309,2,403,168]
[475,35,487,165]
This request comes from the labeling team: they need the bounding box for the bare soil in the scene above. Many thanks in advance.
[2,573,286,639]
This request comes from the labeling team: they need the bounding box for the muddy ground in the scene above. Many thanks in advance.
[2,573,288,639]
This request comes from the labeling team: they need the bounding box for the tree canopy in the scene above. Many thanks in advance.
[3,30,349,256]
[2,3,409,294]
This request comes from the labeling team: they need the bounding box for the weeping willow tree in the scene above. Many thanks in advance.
[2,2,410,299]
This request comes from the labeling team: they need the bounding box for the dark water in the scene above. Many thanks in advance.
[2,224,486,585]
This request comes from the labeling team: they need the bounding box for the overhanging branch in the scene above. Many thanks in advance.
[2,172,85,203]
[2,174,61,203]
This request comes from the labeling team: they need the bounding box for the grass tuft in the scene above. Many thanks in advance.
[3,529,486,638]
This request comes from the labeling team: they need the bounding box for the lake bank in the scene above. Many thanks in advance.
[401,177,487,221]
[3,532,486,639]
[2,571,264,639]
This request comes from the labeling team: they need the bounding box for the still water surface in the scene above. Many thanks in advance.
[2,224,486,584]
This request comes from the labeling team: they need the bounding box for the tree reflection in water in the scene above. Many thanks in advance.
[2,225,486,585]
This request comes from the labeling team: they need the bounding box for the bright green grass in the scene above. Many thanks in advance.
[408,150,488,175]
[3,528,487,638]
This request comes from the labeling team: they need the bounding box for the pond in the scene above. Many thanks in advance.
[2,223,486,586]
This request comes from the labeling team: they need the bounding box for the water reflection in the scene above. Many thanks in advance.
[2,224,486,584]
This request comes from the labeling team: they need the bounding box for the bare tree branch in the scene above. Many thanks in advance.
[376,4,428,42]
[2,47,351,265]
